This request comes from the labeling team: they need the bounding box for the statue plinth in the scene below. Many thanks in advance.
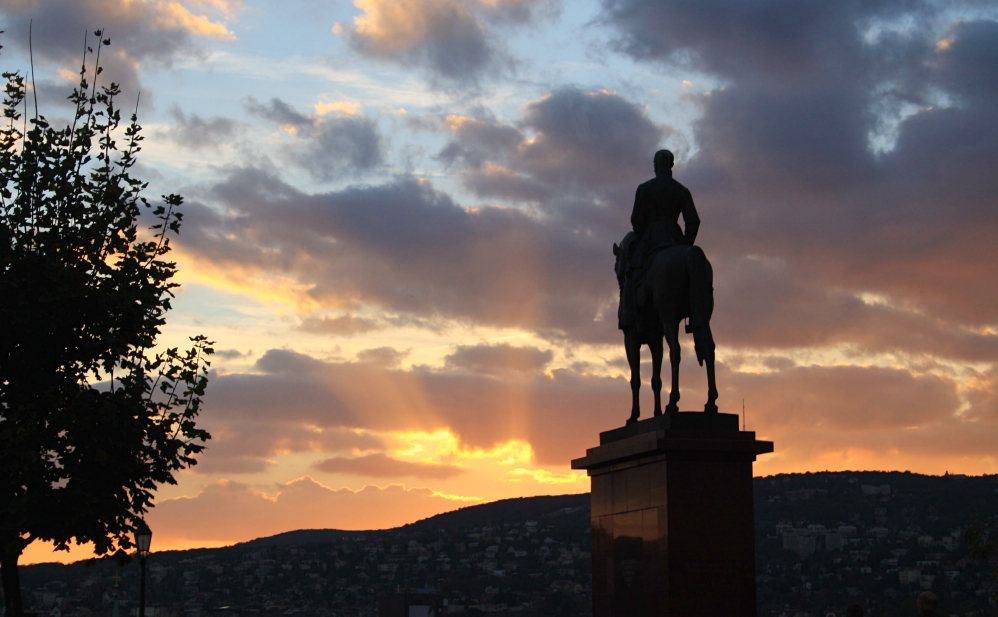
[571,412,774,617]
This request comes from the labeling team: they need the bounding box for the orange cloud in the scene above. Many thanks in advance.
[149,476,481,543]
[511,468,585,484]
[156,1,235,40]
[314,100,362,116]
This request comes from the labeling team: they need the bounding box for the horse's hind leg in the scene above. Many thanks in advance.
[663,320,681,413]
[699,325,719,413]
[649,336,664,416]
[625,331,642,424]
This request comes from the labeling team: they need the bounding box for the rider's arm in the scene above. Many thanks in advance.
[630,185,648,235]
[682,190,700,245]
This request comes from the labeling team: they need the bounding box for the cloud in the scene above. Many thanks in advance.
[444,343,553,374]
[180,169,617,344]
[0,0,240,103]
[148,476,480,542]
[312,453,465,479]
[339,0,560,84]
[438,88,669,208]
[242,96,384,179]
[215,348,249,360]
[711,255,998,361]
[243,96,314,130]
[191,347,998,474]
[292,115,384,180]
[356,346,409,367]
[510,468,584,484]
[192,422,387,475]
[596,0,998,341]
[298,314,383,336]
[723,364,959,433]
[164,104,240,150]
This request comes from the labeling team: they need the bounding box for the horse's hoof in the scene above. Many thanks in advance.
[665,404,679,414]
[653,409,662,417]
[626,416,639,426]
[704,402,718,414]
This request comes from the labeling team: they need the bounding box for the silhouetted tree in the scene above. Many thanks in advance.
[0,32,212,616]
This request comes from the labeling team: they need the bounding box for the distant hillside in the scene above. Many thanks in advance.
[403,493,589,532]
[22,472,997,565]
[238,493,589,548]
[239,528,378,548]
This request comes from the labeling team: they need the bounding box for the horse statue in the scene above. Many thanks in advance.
[613,231,718,424]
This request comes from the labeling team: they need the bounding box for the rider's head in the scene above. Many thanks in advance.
[654,149,674,175]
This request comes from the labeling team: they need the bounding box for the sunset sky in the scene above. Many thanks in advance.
[2,0,997,565]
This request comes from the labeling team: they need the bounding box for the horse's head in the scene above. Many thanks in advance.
[613,232,634,288]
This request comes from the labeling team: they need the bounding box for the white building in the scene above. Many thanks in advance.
[899,568,921,585]
[861,484,891,495]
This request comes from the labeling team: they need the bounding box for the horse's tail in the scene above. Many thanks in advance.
[686,245,715,366]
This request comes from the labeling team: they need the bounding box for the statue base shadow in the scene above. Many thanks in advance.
[571,411,774,617]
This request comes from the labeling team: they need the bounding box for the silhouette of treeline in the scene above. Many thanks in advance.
[754,470,998,533]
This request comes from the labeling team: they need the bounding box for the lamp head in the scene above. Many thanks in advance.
[134,520,152,555]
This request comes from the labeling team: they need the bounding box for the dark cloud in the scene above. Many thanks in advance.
[192,456,273,475]
[340,0,560,84]
[712,255,998,362]
[439,88,669,209]
[292,115,383,180]
[299,314,383,336]
[243,96,313,129]
[444,343,553,374]
[165,104,240,151]
[599,0,930,83]
[181,170,617,344]
[356,346,409,368]
[192,420,387,475]
[313,453,465,479]
[215,348,250,361]
[0,0,236,106]
[597,1,998,337]
[242,97,383,180]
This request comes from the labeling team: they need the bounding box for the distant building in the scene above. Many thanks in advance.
[782,532,816,558]
[379,591,443,617]
[786,488,817,500]
[899,568,921,585]
[825,533,845,551]
[862,484,891,496]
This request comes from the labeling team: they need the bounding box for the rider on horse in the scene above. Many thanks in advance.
[619,149,701,333]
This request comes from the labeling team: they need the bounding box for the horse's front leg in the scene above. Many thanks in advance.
[664,320,681,413]
[703,328,719,413]
[625,331,642,424]
[649,336,664,416]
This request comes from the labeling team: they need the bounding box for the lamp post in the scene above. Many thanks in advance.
[133,520,152,617]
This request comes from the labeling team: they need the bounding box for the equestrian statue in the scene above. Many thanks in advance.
[614,149,717,424]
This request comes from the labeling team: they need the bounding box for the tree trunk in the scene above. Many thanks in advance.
[1,540,24,617]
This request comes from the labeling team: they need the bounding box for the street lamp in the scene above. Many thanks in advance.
[133,520,152,617]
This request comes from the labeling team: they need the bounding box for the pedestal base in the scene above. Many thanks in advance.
[571,412,773,617]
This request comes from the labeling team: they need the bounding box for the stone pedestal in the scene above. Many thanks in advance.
[571,412,773,617]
